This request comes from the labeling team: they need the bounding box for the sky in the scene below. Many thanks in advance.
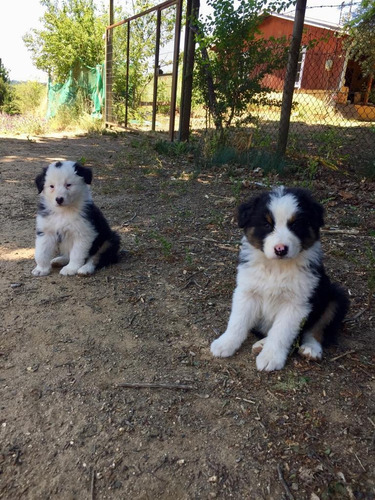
[0,0,355,83]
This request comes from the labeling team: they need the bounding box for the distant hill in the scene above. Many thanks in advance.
[11,80,47,85]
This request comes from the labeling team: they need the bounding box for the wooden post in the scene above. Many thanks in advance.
[105,0,114,124]
[179,0,199,141]
[363,75,373,105]
[276,0,307,158]
[125,20,130,128]
[152,9,162,131]
[169,0,183,141]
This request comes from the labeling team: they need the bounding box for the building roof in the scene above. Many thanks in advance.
[269,12,342,32]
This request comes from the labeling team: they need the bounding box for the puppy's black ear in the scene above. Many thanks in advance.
[74,162,92,185]
[238,196,261,228]
[35,168,47,194]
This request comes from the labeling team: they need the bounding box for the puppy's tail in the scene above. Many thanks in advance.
[322,282,350,346]
[97,231,121,269]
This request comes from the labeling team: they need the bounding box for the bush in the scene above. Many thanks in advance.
[12,81,47,115]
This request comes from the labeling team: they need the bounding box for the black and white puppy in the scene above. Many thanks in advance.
[32,160,120,276]
[211,186,349,371]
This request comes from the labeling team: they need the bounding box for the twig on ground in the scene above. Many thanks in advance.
[215,243,238,252]
[321,228,359,235]
[345,309,366,322]
[330,350,356,362]
[124,313,138,328]
[116,382,194,390]
[122,213,137,226]
[235,397,256,404]
[90,468,95,500]
[255,403,267,433]
[277,463,295,500]
[354,452,366,472]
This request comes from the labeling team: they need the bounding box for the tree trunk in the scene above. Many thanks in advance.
[276,0,307,157]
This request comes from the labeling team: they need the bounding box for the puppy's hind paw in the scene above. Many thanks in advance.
[51,256,69,267]
[60,265,79,276]
[77,262,96,276]
[211,334,239,358]
[299,341,322,361]
[32,266,51,276]
[252,338,266,355]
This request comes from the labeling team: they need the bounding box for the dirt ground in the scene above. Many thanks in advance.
[0,130,374,500]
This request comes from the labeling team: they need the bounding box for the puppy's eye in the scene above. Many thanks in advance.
[66,183,71,188]
[264,221,272,229]
[50,185,54,189]
[290,219,302,229]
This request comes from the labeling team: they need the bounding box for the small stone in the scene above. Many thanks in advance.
[208,475,217,483]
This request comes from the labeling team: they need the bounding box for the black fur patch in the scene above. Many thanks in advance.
[37,200,51,217]
[74,163,92,185]
[284,187,325,243]
[82,202,120,268]
[301,263,350,345]
[238,192,274,250]
[35,168,48,194]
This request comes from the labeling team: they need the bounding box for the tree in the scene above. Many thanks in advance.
[344,0,375,78]
[23,0,106,83]
[0,62,16,113]
[194,0,294,130]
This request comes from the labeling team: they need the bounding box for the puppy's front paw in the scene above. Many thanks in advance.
[256,345,286,372]
[32,266,51,276]
[211,334,239,358]
[60,265,79,276]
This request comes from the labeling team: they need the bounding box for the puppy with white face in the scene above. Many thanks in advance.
[211,186,349,371]
[32,161,120,276]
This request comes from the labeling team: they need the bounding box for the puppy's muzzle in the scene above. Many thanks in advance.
[56,197,64,205]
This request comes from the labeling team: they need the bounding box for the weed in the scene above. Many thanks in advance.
[184,250,193,266]
[313,127,343,161]
[208,209,225,228]
[150,230,173,258]
[366,245,375,306]
[231,179,242,203]
[154,140,194,157]
[272,374,310,392]
[0,113,48,135]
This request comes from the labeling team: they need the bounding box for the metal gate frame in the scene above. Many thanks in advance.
[105,0,190,141]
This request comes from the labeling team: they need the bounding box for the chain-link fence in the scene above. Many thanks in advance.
[191,48,374,174]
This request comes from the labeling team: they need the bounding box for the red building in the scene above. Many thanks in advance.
[259,13,370,104]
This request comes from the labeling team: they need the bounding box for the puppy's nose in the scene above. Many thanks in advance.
[56,197,64,205]
[274,244,288,257]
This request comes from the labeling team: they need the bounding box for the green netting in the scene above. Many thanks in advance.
[46,64,104,119]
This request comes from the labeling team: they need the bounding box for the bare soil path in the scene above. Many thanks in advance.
[0,131,374,499]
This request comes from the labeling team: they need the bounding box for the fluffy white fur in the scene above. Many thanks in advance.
[32,161,119,277]
[211,186,348,371]
[211,237,321,371]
